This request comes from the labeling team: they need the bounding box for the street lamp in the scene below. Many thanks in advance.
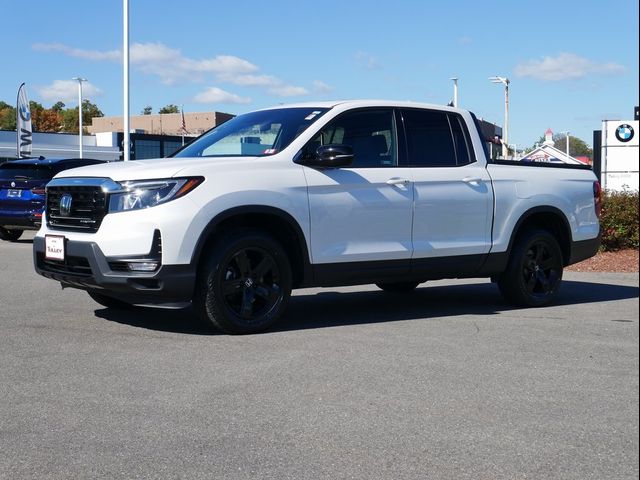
[72,77,87,158]
[489,76,510,158]
[450,77,458,107]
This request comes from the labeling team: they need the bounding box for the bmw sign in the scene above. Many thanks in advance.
[615,124,634,143]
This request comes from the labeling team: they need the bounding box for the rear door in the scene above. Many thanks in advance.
[400,108,493,273]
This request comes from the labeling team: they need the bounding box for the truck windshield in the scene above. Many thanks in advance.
[173,107,329,158]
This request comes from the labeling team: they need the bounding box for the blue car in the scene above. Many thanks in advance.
[0,157,106,241]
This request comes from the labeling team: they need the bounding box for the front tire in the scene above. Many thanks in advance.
[498,228,563,307]
[0,227,23,242]
[195,230,292,334]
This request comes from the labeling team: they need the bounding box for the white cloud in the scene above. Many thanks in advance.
[313,80,333,94]
[268,85,309,97]
[219,74,280,87]
[33,41,317,100]
[33,42,120,61]
[514,52,626,81]
[193,87,251,104]
[129,43,257,85]
[36,80,103,103]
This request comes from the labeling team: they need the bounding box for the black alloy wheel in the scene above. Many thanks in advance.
[221,247,283,320]
[196,230,292,334]
[498,228,563,307]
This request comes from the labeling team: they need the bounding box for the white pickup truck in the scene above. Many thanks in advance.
[34,101,601,334]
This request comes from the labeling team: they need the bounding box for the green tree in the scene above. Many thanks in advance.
[525,133,593,160]
[158,104,179,114]
[141,105,152,115]
[0,102,16,130]
[61,100,104,133]
[552,134,592,160]
[51,101,66,113]
[82,99,104,120]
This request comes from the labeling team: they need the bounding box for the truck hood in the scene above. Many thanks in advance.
[53,157,254,182]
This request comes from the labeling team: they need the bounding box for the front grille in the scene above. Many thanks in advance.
[47,186,107,232]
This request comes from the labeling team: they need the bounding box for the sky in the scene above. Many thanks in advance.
[1,0,638,148]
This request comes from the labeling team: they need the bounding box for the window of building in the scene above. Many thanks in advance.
[134,140,161,160]
[163,141,183,157]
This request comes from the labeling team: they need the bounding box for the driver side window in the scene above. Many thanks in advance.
[303,109,397,167]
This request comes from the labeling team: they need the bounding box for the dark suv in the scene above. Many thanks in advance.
[0,157,106,241]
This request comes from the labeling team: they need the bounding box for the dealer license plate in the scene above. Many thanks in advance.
[45,235,65,261]
[7,189,21,198]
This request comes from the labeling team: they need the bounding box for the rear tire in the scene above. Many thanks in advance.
[376,281,420,293]
[195,230,292,334]
[88,291,134,309]
[498,228,563,307]
[0,227,23,242]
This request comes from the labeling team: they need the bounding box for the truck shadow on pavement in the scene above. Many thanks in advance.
[94,279,639,335]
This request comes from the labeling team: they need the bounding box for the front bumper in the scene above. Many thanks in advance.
[33,236,196,306]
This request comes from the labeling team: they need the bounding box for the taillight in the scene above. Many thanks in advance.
[30,187,46,196]
[593,181,602,219]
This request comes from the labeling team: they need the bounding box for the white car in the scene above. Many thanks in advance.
[34,101,601,334]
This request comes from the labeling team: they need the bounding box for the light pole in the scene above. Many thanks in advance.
[72,77,87,158]
[489,76,510,158]
[450,77,458,107]
[123,0,130,161]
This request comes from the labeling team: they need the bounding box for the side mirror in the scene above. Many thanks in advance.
[296,144,354,168]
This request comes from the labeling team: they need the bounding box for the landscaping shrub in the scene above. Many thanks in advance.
[600,189,639,251]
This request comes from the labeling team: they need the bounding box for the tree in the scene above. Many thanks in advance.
[158,104,179,114]
[62,108,80,133]
[526,133,593,160]
[141,105,152,115]
[552,134,592,160]
[51,101,66,113]
[82,99,104,120]
[35,109,63,132]
[0,102,16,130]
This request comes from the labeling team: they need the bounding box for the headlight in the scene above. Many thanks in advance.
[108,177,203,212]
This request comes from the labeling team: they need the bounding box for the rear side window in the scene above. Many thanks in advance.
[402,109,474,167]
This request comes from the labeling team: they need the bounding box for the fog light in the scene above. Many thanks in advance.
[127,262,159,272]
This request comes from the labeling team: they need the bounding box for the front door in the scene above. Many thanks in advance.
[301,108,414,270]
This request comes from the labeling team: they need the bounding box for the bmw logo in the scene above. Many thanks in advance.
[19,104,31,122]
[615,124,634,143]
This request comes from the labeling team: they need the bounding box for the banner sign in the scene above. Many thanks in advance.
[16,83,33,158]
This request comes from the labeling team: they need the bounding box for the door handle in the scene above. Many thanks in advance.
[386,177,410,185]
[462,176,483,185]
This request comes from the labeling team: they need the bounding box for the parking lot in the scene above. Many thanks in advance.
[1,232,638,479]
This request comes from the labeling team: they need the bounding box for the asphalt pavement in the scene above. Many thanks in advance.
[1,232,638,480]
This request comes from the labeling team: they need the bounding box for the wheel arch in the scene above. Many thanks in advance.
[191,205,312,288]
[507,206,572,266]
